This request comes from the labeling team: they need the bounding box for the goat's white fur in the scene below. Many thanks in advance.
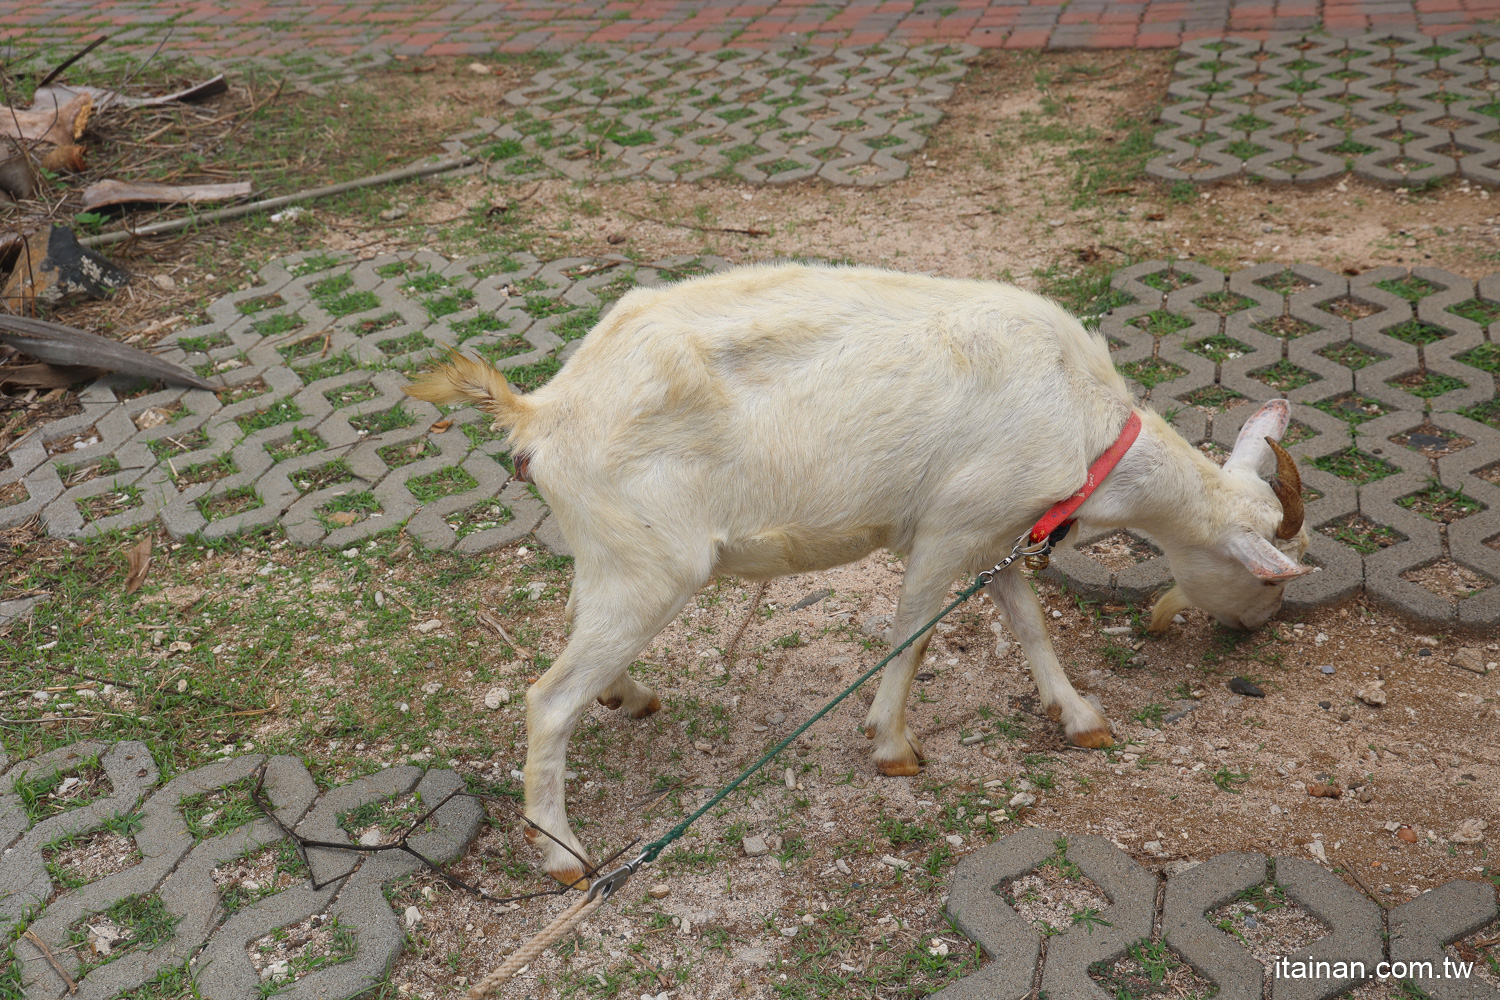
[406,263,1311,884]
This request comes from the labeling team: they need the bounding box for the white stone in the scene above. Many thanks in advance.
[1008,792,1036,808]
[743,836,770,857]
[415,619,443,634]
[880,854,911,870]
[404,905,422,929]
[360,829,383,847]
[484,687,509,709]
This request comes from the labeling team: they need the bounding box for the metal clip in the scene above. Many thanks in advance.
[586,851,648,902]
[978,532,1054,586]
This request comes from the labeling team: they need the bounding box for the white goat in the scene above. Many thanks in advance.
[407,263,1313,885]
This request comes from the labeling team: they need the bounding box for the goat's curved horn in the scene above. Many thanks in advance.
[1265,436,1303,539]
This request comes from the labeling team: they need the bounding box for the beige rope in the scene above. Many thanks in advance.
[466,893,606,999]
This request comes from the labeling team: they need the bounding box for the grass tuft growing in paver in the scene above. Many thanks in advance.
[11,757,106,821]
[1315,393,1388,425]
[406,466,479,504]
[1318,340,1383,370]
[1384,320,1453,346]
[1399,480,1484,522]
[235,400,304,435]
[181,778,265,840]
[319,490,382,529]
[1387,370,1467,399]
[1251,361,1319,392]
[1455,343,1500,372]
[1187,336,1251,362]
[1127,310,1194,337]
[1374,275,1441,301]
[1118,359,1187,388]
[198,486,263,522]
[1311,448,1398,484]
[351,406,417,436]
[1320,514,1405,554]
[67,894,178,975]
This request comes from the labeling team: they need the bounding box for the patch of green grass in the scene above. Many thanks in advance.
[1118,359,1188,388]
[198,485,263,521]
[1251,360,1318,391]
[1195,291,1254,315]
[406,466,478,504]
[350,406,416,435]
[318,491,381,529]
[1318,341,1382,370]
[295,352,362,384]
[267,429,326,463]
[1398,479,1484,522]
[182,778,265,840]
[1448,297,1500,326]
[1182,385,1245,412]
[1384,320,1453,346]
[236,294,284,316]
[503,355,563,391]
[1132,703,1166,728]
[67,894,178,975]
[1389,371,1466,399]
[1187,335,1250,363]
[235,399,304,435]
[1319,514,1405,554]
[451,312,509,341]
[1310,448,1398,484]
[1461,398,1500,430]
[1454,343,1500,372]
[1128,310,1194,337]
[1375,275,1440,302]
[1212,766,1249,793]
[252,313,302,337]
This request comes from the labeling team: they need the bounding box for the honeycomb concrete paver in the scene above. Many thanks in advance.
[940,829,1500,1000]
[1271,856,1385,1000]
[1161,852,1267,1000]
[1047,258,1500,628]
[444,44,975,187]
[1389,879,1500,1000]
[1152,29,1500,188]
[0,747,483,1000]
[3,254,1497,628]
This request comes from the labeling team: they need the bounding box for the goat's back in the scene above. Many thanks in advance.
[518,264,1134,564]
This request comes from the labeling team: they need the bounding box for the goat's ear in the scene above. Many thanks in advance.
[1223,399,1291,475]
[1224,530,1318,581]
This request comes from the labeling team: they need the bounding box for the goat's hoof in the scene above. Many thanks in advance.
[549,867,590,891]
[631,696,662,719]
[597,695,624,710]
[862,725,875,740]
[876,758,922,777]
[873,732,925,776]
[1068,727,1115,749]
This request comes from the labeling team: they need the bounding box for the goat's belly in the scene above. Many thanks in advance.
[713,524,892,580]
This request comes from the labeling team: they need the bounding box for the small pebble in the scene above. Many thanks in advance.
[648,884,670,899]
[1319,665,1335,675]
[1228,677,1264,697]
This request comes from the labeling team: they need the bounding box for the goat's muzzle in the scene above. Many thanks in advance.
[1265,437,1303,540]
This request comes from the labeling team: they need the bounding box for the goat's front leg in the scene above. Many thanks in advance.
[984,569,1114,748]
[863,550,959,776]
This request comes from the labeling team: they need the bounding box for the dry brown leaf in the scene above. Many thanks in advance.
[38,144,86,174]
[123,536,152,595]
[429,419,453,433]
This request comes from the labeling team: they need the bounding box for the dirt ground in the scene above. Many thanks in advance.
[2,46,1499,1000]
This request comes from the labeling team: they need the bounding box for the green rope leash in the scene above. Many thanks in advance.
[638,575,988,865]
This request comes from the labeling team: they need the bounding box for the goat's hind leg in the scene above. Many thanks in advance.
[596,671,661,718]
[524,567,698,885]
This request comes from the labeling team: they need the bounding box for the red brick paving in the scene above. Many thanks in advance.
[5,0,1500,61]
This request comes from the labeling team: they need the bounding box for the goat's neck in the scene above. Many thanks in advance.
[1079,409,1225,548]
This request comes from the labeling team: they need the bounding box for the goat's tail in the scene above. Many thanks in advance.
[403,350,532,428]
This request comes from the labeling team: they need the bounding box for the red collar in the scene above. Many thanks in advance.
[1027,411,1141,545]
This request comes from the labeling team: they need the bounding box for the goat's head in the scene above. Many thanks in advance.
[1149,399,1315,633]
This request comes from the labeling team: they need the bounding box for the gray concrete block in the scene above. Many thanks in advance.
[1389,879,1500,1000]
[1162,853,1268,1000]
[1269,856,1384,1000]
[938,826,1056,1000]
[1040,835,1157,1000]
[293,767,423,888]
